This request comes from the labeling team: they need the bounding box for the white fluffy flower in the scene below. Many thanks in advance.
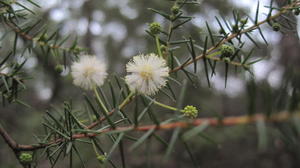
[71,55,107,90]
[125,53,169,95]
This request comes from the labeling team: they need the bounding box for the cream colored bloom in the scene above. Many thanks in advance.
[71,55,107,90]
[125,53,169,95]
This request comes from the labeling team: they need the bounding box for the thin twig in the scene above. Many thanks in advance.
[0,123,17,150]
[170,1,300,73]
[14,111,300,151]
[4,21,80,53]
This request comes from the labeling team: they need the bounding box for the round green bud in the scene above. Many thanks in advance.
[171,5,180,15]
[19,152,32,164]
[239,19,248,25]
[39,34,48,41]
[55,64,64,74]
[220,44,235,57]
[92,115,97,121]
[182,105,198,119]
[97,154,107,164]
[272,23,281,32]
[223,57,231,63]
[294,9,300,16]
[149,22,161,35]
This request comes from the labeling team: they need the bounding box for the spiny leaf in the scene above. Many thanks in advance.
[182,121,209,141]
[97,87,112,111]
[0,52,12,66]
[242,48,255,65]
[148,8,170,20]
[134,96,139,126]
[172,18,192,29]
[202,36,211,87]
[119,140,126,168]
[165,82,177,101]
[189,37,197,73]
[257,27,268,45]
[164,127,181,160]
[129,128,155,151]
[153,133,168,147]
[72,145,87,168]
[177,79,188,109]
[107,133,125,160]
[109,81,117,107]
[206,21,215,45]
[255,1,260,25]
[182,140,199,168]
[138,100,154,122]
[225,62,229,88]
[169,39,190,45]
[245,33,260,48]
[84,94,100,119]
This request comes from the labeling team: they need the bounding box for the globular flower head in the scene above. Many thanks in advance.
[272,23,281,32]
[220,44,235,57]
[97,154,107,164]
[171,5,180,15]
[71,55,107,90]
[149,22,161,35]
[19,152,33,164]
[125,53,169,95]
[239,18,248,25]
[182,105,198,118]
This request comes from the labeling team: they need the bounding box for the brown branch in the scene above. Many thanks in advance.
[3,21,80,53]
[11,111,300,151]
[0,123,17,150]
[70,111,300,138]
[169,1,300,73]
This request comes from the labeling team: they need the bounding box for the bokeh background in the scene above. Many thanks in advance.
[1,0,300,167]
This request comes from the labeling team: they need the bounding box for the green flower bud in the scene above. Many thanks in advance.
[239,19,248,25]
[182,105,198,119]
[149,22,161,35]
[39,34,48,42]
[223,57,231,63]
[220,44,235,57]
[272,23,281,32]
[92,115,98,121]
[97,154,107,164]
[55,64,64,74]
[171,5,180,15]
[19,152,32,164]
